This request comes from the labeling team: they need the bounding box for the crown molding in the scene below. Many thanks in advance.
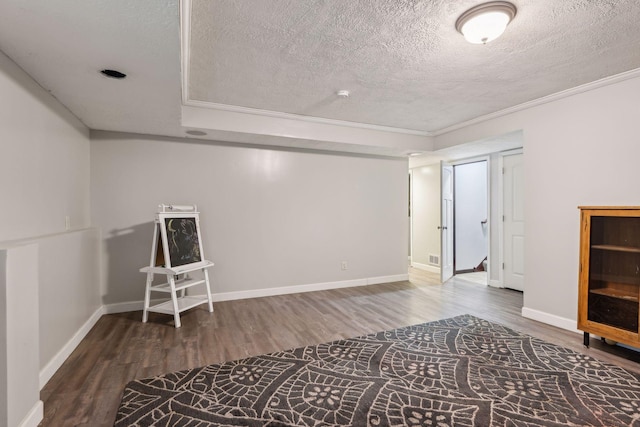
[183,99,432,136]
[433,67,640,136]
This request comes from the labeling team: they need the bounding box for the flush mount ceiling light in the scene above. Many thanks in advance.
[455,1,517,44]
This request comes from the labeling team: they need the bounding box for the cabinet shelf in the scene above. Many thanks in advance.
[589,288,639,302]
[590,273,640,286]
[591,244,640,253]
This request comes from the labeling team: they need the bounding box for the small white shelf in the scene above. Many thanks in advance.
[140,260,214,276]
[149,277,206,293]
[147,296,210,315]
[142,260,215,328]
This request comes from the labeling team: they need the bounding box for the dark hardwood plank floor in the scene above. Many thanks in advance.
[39,268,640,426]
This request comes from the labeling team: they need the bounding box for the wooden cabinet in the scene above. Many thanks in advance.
[578,206,640,348]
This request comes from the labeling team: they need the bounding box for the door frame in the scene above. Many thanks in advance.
[498,148,524,289]
[440,161,454,283]
[451,156,491,281]
[408,170,412,263]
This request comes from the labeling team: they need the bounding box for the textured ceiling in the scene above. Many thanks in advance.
[188,0,640,133]
[0,0,640,155]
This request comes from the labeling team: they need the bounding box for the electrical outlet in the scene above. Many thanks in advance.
[341,261,348,270]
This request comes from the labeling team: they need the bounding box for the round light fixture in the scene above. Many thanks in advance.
[455,1,517,44]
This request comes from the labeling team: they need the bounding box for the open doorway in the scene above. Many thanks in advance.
[409,159,489,285]
[408,130,523,287]
[409,164,441,275]
[453,160,488,285]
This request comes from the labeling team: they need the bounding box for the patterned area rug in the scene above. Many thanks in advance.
[114,314,640,426]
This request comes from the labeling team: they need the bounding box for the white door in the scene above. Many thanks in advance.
[440,162,454,283]
[503,153,524,291]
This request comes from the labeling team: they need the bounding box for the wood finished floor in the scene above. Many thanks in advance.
[39,268,640,426]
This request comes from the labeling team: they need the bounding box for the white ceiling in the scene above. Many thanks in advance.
[1,0,640,157]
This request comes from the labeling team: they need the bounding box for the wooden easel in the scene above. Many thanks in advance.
[140,204,214,328]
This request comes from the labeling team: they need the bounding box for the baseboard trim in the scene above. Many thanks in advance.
[521,309,639,352]
[18,400,43,427]
[102,274,410,311]
[212,274,409,302]
[39,305,105,389]
[410,262,440,273]
[521,307,580,334]
[213,279,367,302]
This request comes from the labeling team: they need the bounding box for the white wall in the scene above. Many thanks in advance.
[0,244,41,427]
[410,164,441,269]
[90,132,409,305]
[454,161,487,271]
[38,229,101,385]
[434,73,640,329]
[0,49,96,426]
[0,51,90,241]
